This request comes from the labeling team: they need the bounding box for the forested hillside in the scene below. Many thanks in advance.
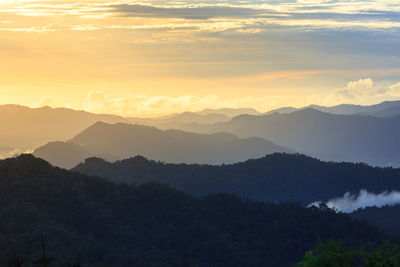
[73,153,400,205]
[0,155,386,266]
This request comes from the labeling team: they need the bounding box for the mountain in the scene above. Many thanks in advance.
[0,154,387,266]
[197,107,261,117]
[351,204,400,235]
[0,105,127,149]
[261,100,400,117]
[127,108,263,129]
[310,100,400,116]
[72,153,400,205]
[264,107,298,115]
[176,108,400,166]
[33,122,291,168]
[129,111,231,129]
[361,105,400,118]
[33,141,92,169]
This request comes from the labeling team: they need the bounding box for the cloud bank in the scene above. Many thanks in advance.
[309,189,400,213]
[333,78,400,102]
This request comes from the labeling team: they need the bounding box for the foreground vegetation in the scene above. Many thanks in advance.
[298,240,400,267]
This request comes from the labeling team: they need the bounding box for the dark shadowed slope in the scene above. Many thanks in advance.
[351,204,400,235]
[0,154,386,267]
[179,108,400,166]
[0,105,127,149]
[34,122,291,168]
[72,153,400,205]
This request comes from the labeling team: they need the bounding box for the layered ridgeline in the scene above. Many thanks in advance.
[72,153,400,205]
[173,108,400,166]
[0,105,260,157]
[33,122,291,169]
[128,108,261,129]
[265,100,400,117]
[129,100,400,130]
[0,155,387,266]
[0,105,127,156]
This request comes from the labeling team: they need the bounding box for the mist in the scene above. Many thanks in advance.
[309,189,400,213]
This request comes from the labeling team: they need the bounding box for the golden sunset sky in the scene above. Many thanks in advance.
[1,0,400,116]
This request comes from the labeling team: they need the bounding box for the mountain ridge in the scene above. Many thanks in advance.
[34,121,291,168]
[72,152,400,205]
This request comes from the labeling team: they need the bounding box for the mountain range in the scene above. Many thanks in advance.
[266,100,400,117]
[0,154,387,266]
[171,108,400,166]
[5,100,400,167]
[0,105,126,153]
[0,105,261,158]
[33,122,290,168]
[72,153,400,205]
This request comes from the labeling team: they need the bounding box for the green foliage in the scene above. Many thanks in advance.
[298,240,400,267]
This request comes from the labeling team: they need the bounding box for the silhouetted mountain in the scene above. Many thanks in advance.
[309,100,400,116]
[33,122,291,168]
[262,100,400,117]
[177,108,400,166]
[0,105,127,149]
[129,111,230,129]
[0,154,387,266]
[197,107,261,117]
[33,141,92,169]
[360,105,400,118]
[351,204,400,235]
[72,153,400,205]
[127,108,263,129]
[264,107,298,115]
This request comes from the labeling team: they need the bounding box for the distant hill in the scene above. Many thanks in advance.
[72,153,400,205]
[309,100,400,116]
[175,108,400,166]
[262,100,400,117]
[33,141,92,169]
[129,111,231,129]
[0,154,387,266]
[33,122,291,168]
[264,107,298,115]
[128,108,261,129]
[197,107,261,117]
[360,105,400,118]
[0,105,127,149]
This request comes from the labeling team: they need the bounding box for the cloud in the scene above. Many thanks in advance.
[334,78,400,101]
[109,4,268,20]
[84,90,108,112]
[84,90,221,116]
[32,96,56,108]
[82,90,294,116]
[309,189,400,213]
[389,82,400,97]
[336,78,374,99]
[0,24,57,32]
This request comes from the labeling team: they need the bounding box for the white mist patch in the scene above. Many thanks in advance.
[309,189,400,213]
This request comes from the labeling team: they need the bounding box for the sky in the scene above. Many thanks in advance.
[1,0,400,116]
